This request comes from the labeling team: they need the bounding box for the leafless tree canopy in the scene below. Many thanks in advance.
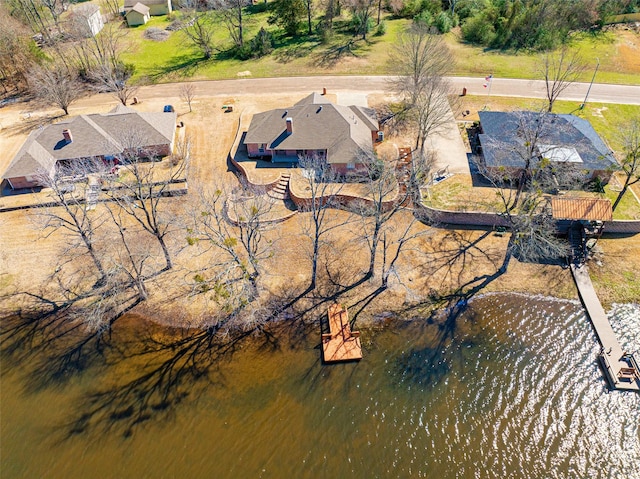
[388,24,454,155]
[612,118,640,211]
[475,111,583,262]
[540,47,586,112]
[214,0,250,48]
[182,12,216,59]
[298,154,352,290]
[187,184,276,315]
[180,83,197,113]
[30,61,84,115]
[389,24,451,104]
[104,130,188,271]
[89,61,138,106]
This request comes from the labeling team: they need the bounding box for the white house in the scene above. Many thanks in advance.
[70,4,104,37]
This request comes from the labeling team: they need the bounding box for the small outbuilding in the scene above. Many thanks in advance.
[69,4,104,37]
[125,3,150,26]
[124,0,172,16]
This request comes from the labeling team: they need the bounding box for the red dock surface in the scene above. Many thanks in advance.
[322,303,363,363]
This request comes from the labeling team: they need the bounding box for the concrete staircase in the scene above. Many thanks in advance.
[268,172,291,200]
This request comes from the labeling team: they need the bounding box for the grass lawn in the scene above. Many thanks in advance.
[441,95,640,219]
[116,10,640,85]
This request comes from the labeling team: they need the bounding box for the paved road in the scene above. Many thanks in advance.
[129,75,640,106]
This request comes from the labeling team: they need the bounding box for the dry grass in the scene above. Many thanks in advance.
[1,89,638,330]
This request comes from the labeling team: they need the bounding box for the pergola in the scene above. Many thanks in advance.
[551,197,613,222]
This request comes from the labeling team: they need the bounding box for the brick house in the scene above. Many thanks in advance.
[2,105,177,190]
[243,92,380,175]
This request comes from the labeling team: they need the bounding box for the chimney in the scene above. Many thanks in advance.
[62,129,73,143]
[286,117,293,134]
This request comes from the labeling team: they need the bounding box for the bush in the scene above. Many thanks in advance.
[461,14,495,45]
[413,10,433,28]
[351,12,374,37]
[250,27,274,58]
[233,27,274,60]
[375,20,387,36]
[435,12,453,33]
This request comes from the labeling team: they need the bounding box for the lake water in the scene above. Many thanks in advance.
[1,294,639,478]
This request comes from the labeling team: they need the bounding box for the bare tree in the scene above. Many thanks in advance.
[182,12,216,59]
[89,61,138,106]
[302,0,314,35]
[389,24,453,156]
[298,154,352,290]
[106,207,153,300]
[180,83,197,113]
[105,132,188,271]
[216,0,249,48]
[540,47,585,112]
[40,0,66,26]
[346,0,376,39]
[389,24,451,105]
[187,184,275,311]
[475,111,584,262]
[0,11,38,93]
[612,118,640,212]
[30,61,84,115]
[100,0,121,19]
[353,149,410,280]
[411,79,453,155]
[34,159,109,282]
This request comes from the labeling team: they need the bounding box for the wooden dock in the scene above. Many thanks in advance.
[322,303,363,363]
[571,264,640,392]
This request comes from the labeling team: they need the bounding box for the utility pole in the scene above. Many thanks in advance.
[580,58,599,110]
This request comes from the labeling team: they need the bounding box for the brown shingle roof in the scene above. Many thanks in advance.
[2,108,176,181]
[551,197,613,221]
[244,93,378,164]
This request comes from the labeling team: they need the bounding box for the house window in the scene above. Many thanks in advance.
[347,163,355,169]
[259,144,265,153]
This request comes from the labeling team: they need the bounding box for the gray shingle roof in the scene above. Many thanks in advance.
[478,111,617,172]
[244,93,379,164]
[73,3,100,16]
[2,108,176,180]
[127,2,150,15]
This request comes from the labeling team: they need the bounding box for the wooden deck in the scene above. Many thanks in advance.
[571,264,640,392]
[322,303,363,363]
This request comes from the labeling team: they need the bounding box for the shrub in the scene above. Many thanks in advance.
[413,10,433,27]
[233,27,274,60]
[435,12,453,33]
[375,20,387,36]
[461,14,495,45]
[250,27,274,58]
[351,12,374,36]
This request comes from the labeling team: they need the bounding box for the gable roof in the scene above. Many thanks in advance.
[478,111,617,172]
[244,93,379,164]
[551,197,613,221]
[124,0,166,8]
[2,107,176,180]
[73,3,100,17]
[126,2,150,15]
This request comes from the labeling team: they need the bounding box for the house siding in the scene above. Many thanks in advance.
[6,176,41,189]
[126,10,149,25]
[148,1,171,15]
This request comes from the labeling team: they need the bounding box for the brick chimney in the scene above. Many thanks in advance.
[62,129,73,143]
[286,117,293,134]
